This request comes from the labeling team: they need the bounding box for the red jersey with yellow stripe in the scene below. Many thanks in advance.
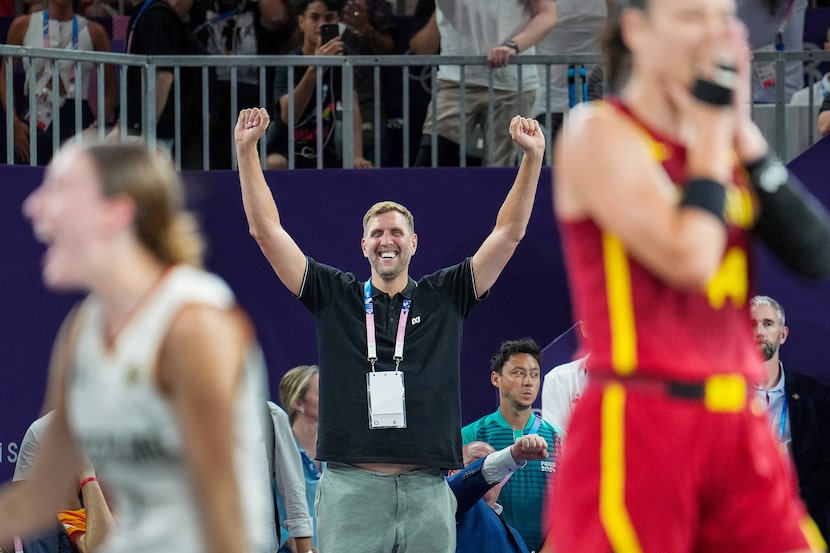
[559,98,763,384]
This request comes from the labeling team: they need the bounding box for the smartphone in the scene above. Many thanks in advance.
[320,23,340,45]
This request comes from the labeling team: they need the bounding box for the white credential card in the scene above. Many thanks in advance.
[367,371,407,429]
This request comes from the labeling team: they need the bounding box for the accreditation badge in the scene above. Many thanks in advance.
[366,370,406,429]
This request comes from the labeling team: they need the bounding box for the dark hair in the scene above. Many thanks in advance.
[603,0,648,91]
[490,338,541,374]
[291,0,343,17]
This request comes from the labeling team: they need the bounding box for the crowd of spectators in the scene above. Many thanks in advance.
[0,0,829,167]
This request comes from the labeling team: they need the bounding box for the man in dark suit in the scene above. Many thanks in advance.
[751,295,830,541]
[448,435,548,553]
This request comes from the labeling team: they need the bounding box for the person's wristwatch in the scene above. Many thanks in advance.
[502,39,520,54]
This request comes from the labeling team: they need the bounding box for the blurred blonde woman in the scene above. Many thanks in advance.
[0,140,276,553]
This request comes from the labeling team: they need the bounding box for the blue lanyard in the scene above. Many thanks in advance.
[778,396,788,443]
[529,413,541,434]
[363,280,411,371]
[42,11,78,50]
[299,448,322,481]
[567,64,587,108]
[126,0,154,52]
[512,414,542,442]
[131,0,154,28]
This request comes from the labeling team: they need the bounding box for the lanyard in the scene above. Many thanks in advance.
[778,396,788,443]
[529,414,541,434]
[363,280,411,372]
[512,414,542,442]
[567,64,587,108]
[42,11,78,50]
[299,448,322,480]
[192,2,245,35]
[774,0,797,52]
[126,0,154,53]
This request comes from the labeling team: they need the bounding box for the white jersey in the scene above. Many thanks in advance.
[23,11,96,100]
[66,265,276,553]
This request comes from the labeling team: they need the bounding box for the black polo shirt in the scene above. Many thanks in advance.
[298,256,483,469]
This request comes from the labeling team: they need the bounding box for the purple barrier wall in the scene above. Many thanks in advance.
[0,166,572,482]
[2,153,830,483]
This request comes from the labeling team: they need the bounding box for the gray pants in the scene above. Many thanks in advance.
[315,462,457,553]
[421,79,537,167]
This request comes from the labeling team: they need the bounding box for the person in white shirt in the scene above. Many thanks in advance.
[540,355,588,431]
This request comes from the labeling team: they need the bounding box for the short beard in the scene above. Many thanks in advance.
[370,251,410,282]
[758,342,777,361]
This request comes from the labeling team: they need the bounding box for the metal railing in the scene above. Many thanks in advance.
[1,45,828,169]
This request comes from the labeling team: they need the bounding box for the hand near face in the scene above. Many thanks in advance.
[343,0,370,34]
[235,108,270,148]
[315,34,344,56]
[509,116,545,156]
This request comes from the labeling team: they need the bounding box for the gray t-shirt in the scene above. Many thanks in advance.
[13,411,54,482]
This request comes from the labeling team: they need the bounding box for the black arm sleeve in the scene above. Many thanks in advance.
[750,157,830,280]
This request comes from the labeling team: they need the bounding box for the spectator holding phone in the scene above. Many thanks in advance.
[340,0,397,164]
[266,0,373,169]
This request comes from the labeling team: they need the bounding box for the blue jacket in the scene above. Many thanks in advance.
[448,457,531,553]
[785,368,830,542]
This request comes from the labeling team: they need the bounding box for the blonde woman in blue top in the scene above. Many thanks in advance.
[278,365,325,552]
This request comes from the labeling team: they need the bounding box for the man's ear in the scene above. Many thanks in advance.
[410,232,418,256]
[491,370,500,389]
[361,237,368,258]
[780,325,789,345]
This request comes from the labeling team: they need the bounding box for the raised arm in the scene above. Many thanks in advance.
[471,116,545,297]
[235,108,307,296]
[278,35,344,125]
